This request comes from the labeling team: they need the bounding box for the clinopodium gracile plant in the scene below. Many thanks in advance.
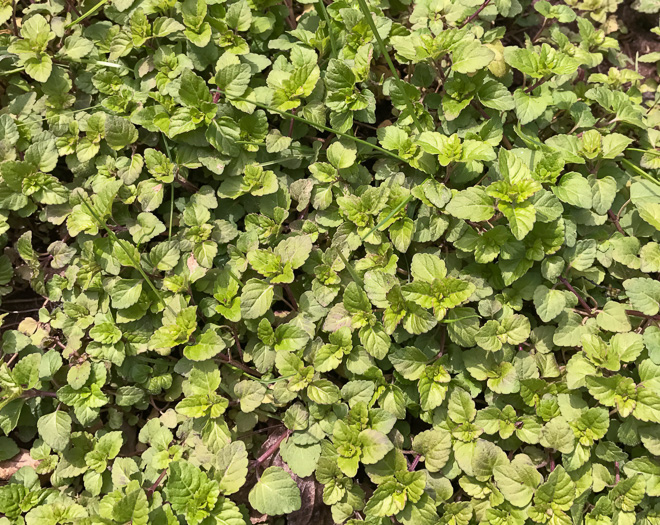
[1,0,660,523]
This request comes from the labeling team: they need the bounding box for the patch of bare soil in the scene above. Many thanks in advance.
[618,1,660,80]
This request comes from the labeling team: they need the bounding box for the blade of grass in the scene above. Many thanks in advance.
[257,157,306,168]
[354,0,422,132]
[79,196,169,312]
[236,140,316,153]
[217,92,409,164]
[65,0,111,29]
[337,251,364,288]
[161,134,176,240]
[316,0,338,58]
[513,123,545,149]
[627,147,660,155]
[361,193,414,243]
[0,66,25,76]
[620,158,660,186]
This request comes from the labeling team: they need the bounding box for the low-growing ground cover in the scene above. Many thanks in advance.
[1,0,660,523]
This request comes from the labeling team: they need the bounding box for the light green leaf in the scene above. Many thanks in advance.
[248,467,301,516]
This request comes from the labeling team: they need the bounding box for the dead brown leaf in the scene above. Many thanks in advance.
[273,452,333,525]
[237,429,333,525]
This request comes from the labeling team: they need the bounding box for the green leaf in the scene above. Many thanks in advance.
[184,329,227,361]
[624,278,660,315]
[248,467,301,515]
[539,417,576,454]
[110,279,143,309]
[359,429,394,464]
[165,460,219,517]
[533,466,575,511]
[552,172,593,208]
[534,286,567,322]
[105,115,138,150]
[327,140,357,169]
[446,187,495,221]
[37,411,71,452]
[214,442,249,495]
[493,454,542,507]
[451,40,495,74]
[240,279,274,319]
[216,64,251,99]
[0,437,19,461]
[412,429,452,472]
[499,201,536,240]
[513,89,550,125]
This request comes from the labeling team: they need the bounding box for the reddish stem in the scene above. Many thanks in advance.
[146,469,167,497]
[288,108,296,138]
[408,454,421,471]
[626,310,660,321]
[459,0,492,28]
[216,353,263,377]
[559,277,592,314]
[608,210,626,236]
[251,430,291,469]
[281,283,298,311]
[615,461,620,484]
[231,326,244,360]
[23,389,58,399]
[526,77,547,94]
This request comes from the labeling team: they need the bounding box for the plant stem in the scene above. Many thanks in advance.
[288,108,296,138]
[337,250,365,288]
[281,283,298,311]
[316,0,337,57]
[146,469,167,497]
[22,389,58,398]
[532,18,547,43]
[525,77,547,94]
[161,135,176,240]
[626,310,660,321]
[459,0,492,28]
[559,277,591,314]
[0,66,25,76]
[614,461,620,484]
[231,325,244,359]
[216,353,263,378]
[251,429,291,469]
[168,186,175,240]
[282,0,297,29]
[11,0,19,36]
[607,209,626,235]
[408,454,421,471]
